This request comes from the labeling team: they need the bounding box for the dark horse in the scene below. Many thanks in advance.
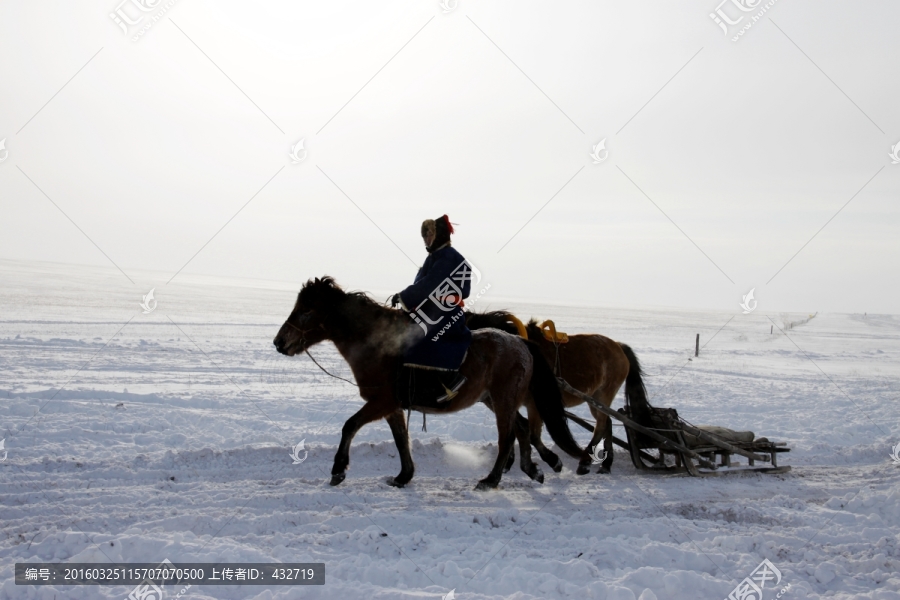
[466,310,651,475]
[273,277,584,490]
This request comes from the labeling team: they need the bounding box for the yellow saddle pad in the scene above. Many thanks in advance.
[538,320,568,343]
[503,315,569,343]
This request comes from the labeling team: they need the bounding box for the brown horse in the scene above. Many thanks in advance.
[273,277,584,490]
[466,311,651,475]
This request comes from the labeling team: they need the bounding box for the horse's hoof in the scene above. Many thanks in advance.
[551,458,563,473]
[474,480,498,491]
[576,463,591,475]
[596,466,610,475]
[329,472,346,486]
[523,464,545,483]
[386,477,405,488]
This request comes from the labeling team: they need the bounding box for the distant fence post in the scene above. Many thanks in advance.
[770,325,773,335]
[695,334,699,357]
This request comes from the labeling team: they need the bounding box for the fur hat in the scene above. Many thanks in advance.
[422,215,454,253]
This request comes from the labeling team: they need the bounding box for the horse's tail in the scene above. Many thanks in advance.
[619,343,652,427]
[525,340,583,458]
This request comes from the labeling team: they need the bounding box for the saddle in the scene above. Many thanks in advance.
[396,366,467,411]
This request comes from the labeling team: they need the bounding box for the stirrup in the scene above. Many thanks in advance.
[436,375,466,403]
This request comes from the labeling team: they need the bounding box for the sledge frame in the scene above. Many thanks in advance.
[557,378,791,477]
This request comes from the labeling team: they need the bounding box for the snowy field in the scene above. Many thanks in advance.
[1,260,898,600]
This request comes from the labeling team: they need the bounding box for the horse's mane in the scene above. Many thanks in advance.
[298,276,411,358]
[464,310,518,335]
[300,276,402,321]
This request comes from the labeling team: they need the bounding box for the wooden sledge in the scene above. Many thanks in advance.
[557,379,791,476]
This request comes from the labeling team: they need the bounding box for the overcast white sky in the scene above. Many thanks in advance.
[1,0,898,314]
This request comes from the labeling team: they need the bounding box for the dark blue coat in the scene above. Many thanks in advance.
[399,245,473,370]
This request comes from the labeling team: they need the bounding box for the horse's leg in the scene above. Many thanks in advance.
[578,398,606,474]
[515,412,543,484]
[582,392,615,474]
[478,368,533,490]
[504,442,516,473]
[476,399,518,491]
[476,426,515,491]
[596,386,617,473]
[506,415,532,473]
[596,413,614,473]
[528,407,562,472]
[484,395,517,474]
[384,409,415,487]
[331,401,390,486]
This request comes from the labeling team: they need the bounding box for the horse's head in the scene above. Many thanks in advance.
[273,276,344,356]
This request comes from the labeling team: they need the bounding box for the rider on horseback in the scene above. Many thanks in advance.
[391,215,472,406]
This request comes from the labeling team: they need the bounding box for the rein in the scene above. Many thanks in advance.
[284,315,382,389]
[305,348,360,387]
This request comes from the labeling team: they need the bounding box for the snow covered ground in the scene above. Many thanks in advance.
[1,260,898,600]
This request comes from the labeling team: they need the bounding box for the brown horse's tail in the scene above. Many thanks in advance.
[619,343,653,428]
[525,340,583,458]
